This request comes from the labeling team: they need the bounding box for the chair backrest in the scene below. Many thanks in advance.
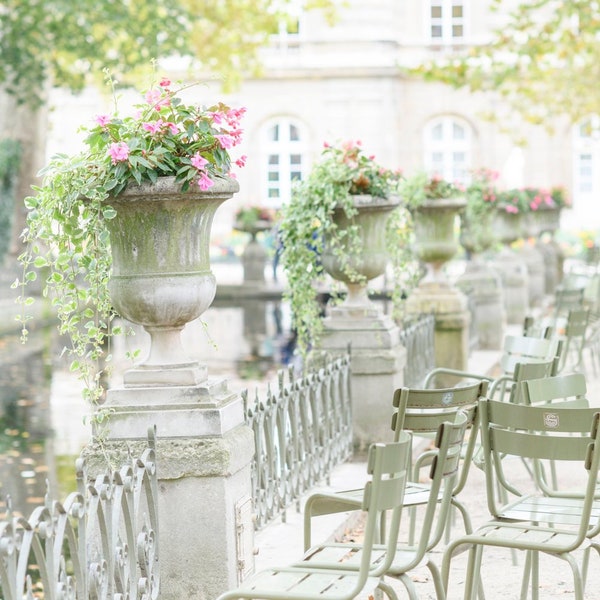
[391,380,488,495]
[519,372,588,407]
[479,398,600,544]
[556,308,590,373]
[414,412,470,557]
[357,433,411,578]
[553,285,585,318]
[489,357,558,403]
[499,334,560,376]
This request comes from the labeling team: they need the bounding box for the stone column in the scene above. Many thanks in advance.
[85,378,255,600]
[318,303,406,451]
[405,281,470,387]
[491,248,530,325]
[456,260,506,350]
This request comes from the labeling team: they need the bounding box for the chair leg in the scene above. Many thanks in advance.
[427,557,446,600]
[377,579,400,600]
[562,551,585,600]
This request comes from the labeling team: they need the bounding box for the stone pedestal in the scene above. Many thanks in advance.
[536,239,560,295]
[87,380,255,600]
[491,248,530,326]
[405,281,470,387]
[317,303,406,451]
[519,241,546,308]
[456,260,506,350]
[241,236,267,283]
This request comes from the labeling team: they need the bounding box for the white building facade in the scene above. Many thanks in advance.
[47,0,597,237]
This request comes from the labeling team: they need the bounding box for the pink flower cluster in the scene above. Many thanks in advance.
[92,75,247,191]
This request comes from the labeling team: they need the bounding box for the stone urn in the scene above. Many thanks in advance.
[233,218,273,283]
[105,175,239,387]
[493,209,524,245]
[321,194,400,309]
[411,196,467,282]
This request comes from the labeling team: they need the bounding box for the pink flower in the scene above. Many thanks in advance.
[159,77,171,88]
[197,172,214,190]
[505,205,519,214]
[94,114,111,127]
[142,119,164,134]
[145,88,170,110]
[191,152,208,169]
[215,134,234,149]
[235,155,247,168]
[164,121,179,135]
[209,111,225,125]
[108,142,130,165]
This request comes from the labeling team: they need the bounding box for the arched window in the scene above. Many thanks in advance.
[261,118,308,208]
[571,116,600,227]
[423,116,472,184]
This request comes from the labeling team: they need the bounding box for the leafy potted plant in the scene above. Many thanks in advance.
[15,68,247,405]
[399,171,466,281]
[493,188,529,244]
[279,140,416,355]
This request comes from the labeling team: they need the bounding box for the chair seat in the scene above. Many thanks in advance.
[460,521,593,553]
[236,565,384,599]
[497,494,600,529]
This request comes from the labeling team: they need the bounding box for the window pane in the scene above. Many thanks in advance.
[452,5,463,18]
[580,122,593,138]
[268,172,280,181]
[268,155,279,165]
[453,123,465,139]
[452,25,463,37]
[290,154,302,165]
[269,125,279,142]
[431,25,442,37]
[289,125,299,141]
[268,188,280,198]
[290,171,302,181]
[453,152,466,163]
[431,6,442,18]
[431,123,443,140]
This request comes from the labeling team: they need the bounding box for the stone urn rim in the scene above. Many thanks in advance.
[112,174,240,201]
[414,195,467,212]
[339,193,401,211]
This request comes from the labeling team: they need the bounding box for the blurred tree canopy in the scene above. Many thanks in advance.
[413,0,600,127]
[0,0,336,106]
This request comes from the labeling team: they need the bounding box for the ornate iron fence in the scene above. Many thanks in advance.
[400,313,436,387]
[0,428,159,600]
[243,352,352,530]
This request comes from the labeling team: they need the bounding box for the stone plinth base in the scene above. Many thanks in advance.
[405,281,470,387]
[102,378,242,439]
[457,261,506,350]
[318,303,406,451]
[89,378,255,599]
[491,248,530,325]
[242,239,267,283]
[82,424,255,600]
[519,242,546,307]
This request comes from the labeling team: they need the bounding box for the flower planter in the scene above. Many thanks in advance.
[106,175,239,386]
[411,196,466,282]
[321,195,400,307]
[493,209,525,245]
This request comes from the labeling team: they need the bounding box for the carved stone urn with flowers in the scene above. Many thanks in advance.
[278,140,416,356]
[17,71,247,412]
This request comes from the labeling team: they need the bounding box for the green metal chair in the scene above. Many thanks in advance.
[423,334,561,395]
[215,435,412,600]
[303,381,487,551]
[299,412,470,600]
[442,399,600,600]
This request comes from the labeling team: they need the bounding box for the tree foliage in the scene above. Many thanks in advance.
[0,0,336,106]
[413,0,600,125]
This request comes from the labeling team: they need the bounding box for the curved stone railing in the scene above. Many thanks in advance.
[0,428,159,600]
